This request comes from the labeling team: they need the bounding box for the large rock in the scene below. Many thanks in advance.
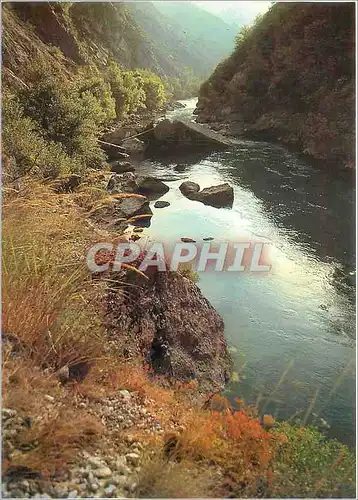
[116,196,152,219]
[153,119,176,141]
[107,172,138,194]
[148,118,232,156]
[137,176,169,196]
[193,183,234,208]
[106,269,232,393]
[121,137,146,155]
[100,141,129,161]
[110,161,135,174]
[179,181,200,197]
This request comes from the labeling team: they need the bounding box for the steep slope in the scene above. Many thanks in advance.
[153,1,238,77]
[196,3,355,168]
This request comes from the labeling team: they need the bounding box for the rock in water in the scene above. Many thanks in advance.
[179,181,200,197]
[154,201,170,208]
[110,161,135,174]
[137,177,169,196]
[106,269,232,393]
[121,137,146,155]
[173,163,187,172]
[193,183,234,208]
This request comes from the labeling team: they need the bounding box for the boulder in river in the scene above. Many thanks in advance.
[137,176,170,196]
[110,161,135,174]
[174,163,187,172]
[106,268,232,392]
[121,137,146,155]
[154,200,170,208]
[192,183,234,208]
[148,118,232,156]
[181,237,196,243]
[179,181,200,197]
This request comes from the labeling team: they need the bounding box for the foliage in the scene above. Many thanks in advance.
[268,423,356,497]
[198,3,355,165]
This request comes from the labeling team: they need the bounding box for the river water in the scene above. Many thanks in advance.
[138,98,356,446]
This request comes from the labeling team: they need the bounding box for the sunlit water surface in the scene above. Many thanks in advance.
[136,99,356,445]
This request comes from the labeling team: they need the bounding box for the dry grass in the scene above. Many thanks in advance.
[2,181,105,371]
[136,452,214,498]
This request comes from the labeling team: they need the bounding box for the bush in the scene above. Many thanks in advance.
[2,91,74,179]
[2,63,117,179]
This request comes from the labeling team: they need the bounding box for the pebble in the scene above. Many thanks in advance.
[103,484,117,497]
[94,467,112,479]
[125,452,140,466]
[44,395,55,403]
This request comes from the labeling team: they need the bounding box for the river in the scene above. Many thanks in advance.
[137,98,356,446]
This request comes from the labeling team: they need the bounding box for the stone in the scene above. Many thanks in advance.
[88,456,104,469]
[103,484,117,497]
[115,196,150,218]
[154,201,170,208]
[179,181,200,197]
[130,234,141,242]
[203,237,214,241]
[118,390,131,400]
[94,467,112,479]
[137,177,169,196]
[192,183,234,208]
[153,119,176,141]
[107,172,138,195]
[53,485,68,498]
[44,395,55,403]
[125,452,140,466]
[56,365,70,384]
[110,161,135,174]
[2,408,17,419]
[133,227,144,233]
[181,237,196,243]
[67,491,78,498]
[121,137,146,155]
[173,163,187,172]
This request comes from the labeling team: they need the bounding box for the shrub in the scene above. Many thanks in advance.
[268,423,356,498]
[2,91,74,179]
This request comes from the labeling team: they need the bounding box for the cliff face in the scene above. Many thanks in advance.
[196,3,355,168]
[106,269,232,394]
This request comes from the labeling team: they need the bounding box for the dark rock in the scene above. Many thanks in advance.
[101,142,130,161]
[153,119,176,141]
[133,227,144,233]
[154,201,170,208]
[179,181,200,197]
[137,177,169,196]
[148,118,232,156]
[130,234,141,242]
[203,237,214,241]
[107,269,232,392]
[115,196,151,219]
[107,172,138,194]
[181,237,196,243]
[174,164,187,172]
[110,161,135,174]
[121,137,146,155]
[192,183,234,208]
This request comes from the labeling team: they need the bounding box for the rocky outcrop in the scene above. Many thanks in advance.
[196,3,355,168]
[147,118,232,156]
[106,269,232,393]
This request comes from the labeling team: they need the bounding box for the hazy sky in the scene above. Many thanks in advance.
[194,1,271,25]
